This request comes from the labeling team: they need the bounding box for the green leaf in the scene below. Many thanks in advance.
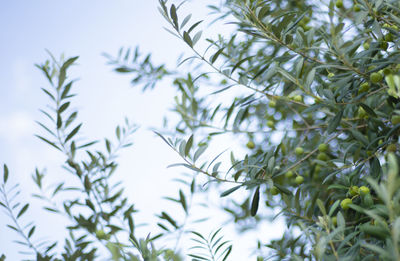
[17,204,29,218]
[185,134,193,157]
[3,164,8,184]
[170,4,178,29]
[210,47,225,64]
[327,109,343,133]
[65,124,82,143]
[183,31,193,47]
[220,185,242,197]
[359,103,377,118]
[58,102,70,114]
[250,186,260,216]
[188,20,203,34]
[35,135,61,151]
[179,189,188,213]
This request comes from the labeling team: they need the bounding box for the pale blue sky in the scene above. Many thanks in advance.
[0,1,284,260]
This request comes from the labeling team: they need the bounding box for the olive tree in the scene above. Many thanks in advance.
[2,0,400,260]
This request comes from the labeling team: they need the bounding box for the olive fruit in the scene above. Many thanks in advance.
[246,141,255,149]
[349,186,359,196]
[318,143,329,152]
[359,82,370,93]
[295,147,304,156]
[336,0,343,8]
[353,4,361,12]
[383,68,392,75]
[270,186,279,196]
[363,42,370,50]
[295,175,304,185]
[293,95,303,103]
[357,107,367,118]
[391,115,400,125]
[269,100,276,108]
[340,198,352,210]
[370,72,383,83]
[332,216,337,226]
[267,120,274,128]
[285,170,294,178]
[317,152,329,161]
[387,144,397,152]
[359,186,370,196]
[95,230,109,240]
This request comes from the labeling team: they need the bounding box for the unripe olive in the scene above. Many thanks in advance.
[285,170,294,178]
[295,147,304,156]
[95,230,109,240]
[359,186,370,196]
[295,175,304,185]
[370,72,383,83]
[340,198,352,210]
[246,141,255,149]
[363,42,370,50]
[353,4,361,12]
[328,73,335,78]
[335,0,343,8]
[269,100,276,108]
[318,143,329,152]
[315,165,321,173]
[357,107,367,118]
[317,152,329,161]
[359,82,370,93]
[391,115,400,125]
[349,186,359,196]
[267,120,274,128]
[293,95,303,103]
[383,68,392,75]
[270,186,279,196]
[332,216,337,226]
[387,144,397,152]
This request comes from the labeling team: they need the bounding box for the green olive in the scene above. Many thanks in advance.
[267,120,274,128]
[359,82,370,93]
[293,95,303,103]
[359,186,370,196]
[285,170,294,178]
[295,175,304,185]
[353,4,361,12]
[392,115,400,125]
[335,0,343,8]
[317,152,329,161]
[387,144,397,152]
[246,141,255,149]
[349,186,359,196]
[270,186,279,196]
[370,72,383,83]
[295,147,304,156]
[269,100,276,108]
[332,216,337,226]
[340,198,352,210]
[318,143,329,152]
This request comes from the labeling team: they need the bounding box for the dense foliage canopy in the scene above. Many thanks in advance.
[2,0,400,260]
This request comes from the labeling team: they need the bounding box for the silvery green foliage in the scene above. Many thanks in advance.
[110,0,400,259]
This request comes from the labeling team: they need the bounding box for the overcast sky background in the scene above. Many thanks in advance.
[0,1,285,260]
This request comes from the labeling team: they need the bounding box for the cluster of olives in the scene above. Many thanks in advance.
[340,185,371,210]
